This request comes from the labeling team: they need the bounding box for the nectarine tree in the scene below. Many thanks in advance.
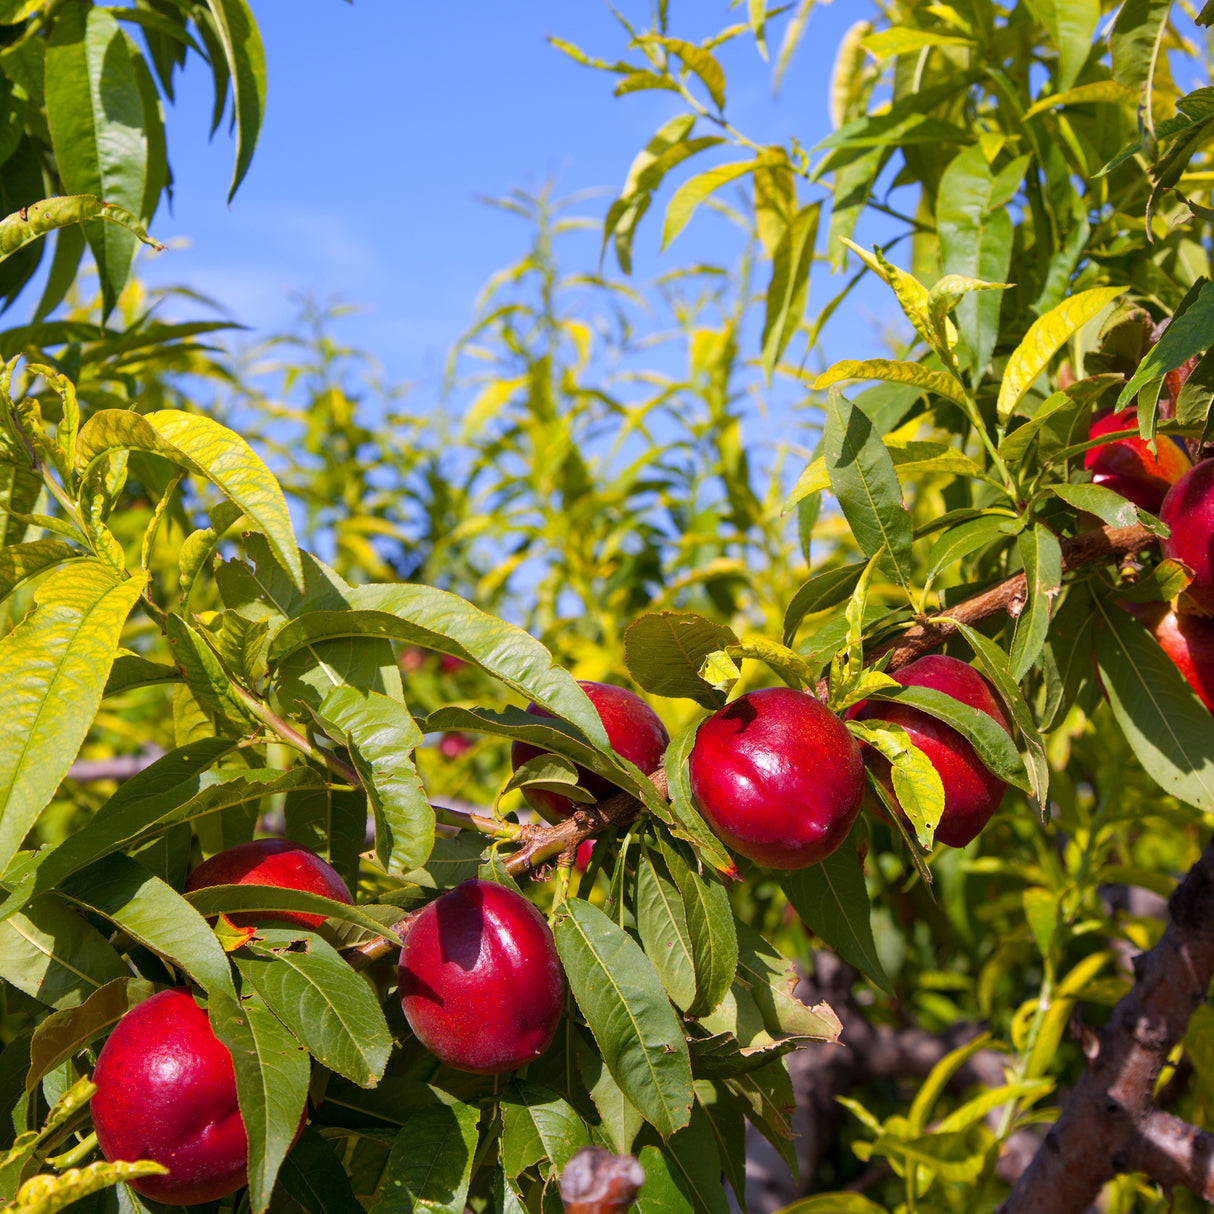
[7,3,1214,1214]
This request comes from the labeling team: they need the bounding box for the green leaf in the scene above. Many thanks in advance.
[1115,280,1214,415]
[374,1101,480,1214]
[312,685,433,874]
[1095,596,1214,813]
[944,620,1049,810]
[0,561,145,879]
[661,160,753,249]
[500,1080,592,1177]
[662,1104,731,1214]
[779,827,891,993]
[203,0,266,200]
[184,885,395,937]
[1009,524,1062,681]
[0,896,127,1010]
[57,853,236,997]
[239,928,392,1088]
[1109,0,1171,92]
[641,36,726,108]
[733,919,842,1041]
[937,145,1017,378]
[782,563,865,647]
[861,27,975,57]
[636,849,698,1011]
[848,721,945,849]
[554,897,693,1138]
[662,721,739,877]
[1028,0,1100,91]
[814,358,968,405]
[1049,482,1148,529]
[276,1126,366,1214]
[761,202,819,381]
[623,612,738,709]
[925,514,1023,587]
[574,1029,644,1155]
[26,976,155,1091]
[997,287,1124,421]
[6,1159,168,1211]
[659,837,737,1019]
[76,410,303,590]
[211,985,309,1214]
[823,388,913,595]
[45,5,147,313]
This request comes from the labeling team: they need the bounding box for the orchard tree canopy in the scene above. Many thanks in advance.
[8,2,1214,1213]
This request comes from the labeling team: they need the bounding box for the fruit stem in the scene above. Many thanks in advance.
[432,803,520,839]
[46,1131,97,1171]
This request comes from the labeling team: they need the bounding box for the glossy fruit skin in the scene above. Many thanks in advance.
[1161,460,1214,615]
[510,681,669,821]
[1123,600,1214,712]
[847,654,1011,848]
[1084,407,1190,513]
[398,879,564,1074]
[184,838,352,930]
[688,687,864,869]
[91,988,249,1206]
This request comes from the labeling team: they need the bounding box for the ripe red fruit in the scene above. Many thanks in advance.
[438,730,473,760]
[510,681,669,821]
[1122,600,1214,711]
[1161,460,1214,615]
[847,654,1011,848]
[1084,406,1190,513]
[398,879,564,1074]
[184,839,353,930]
[688,687,864,869]
[91,988,250,1205]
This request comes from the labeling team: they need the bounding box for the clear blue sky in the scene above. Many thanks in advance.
[124,2,897,398]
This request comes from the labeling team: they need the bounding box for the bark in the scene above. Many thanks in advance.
[999,835,1214,1212]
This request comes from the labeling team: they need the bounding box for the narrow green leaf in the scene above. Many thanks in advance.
[623,612,737,709]
[663,721,739,877]
[45,4,147,312]
[1109,0,1171,92]
[0,896,127,1010]
[761,202,819,381]
[500,1080,592,1177]
[0,195,163,265]
[782,563,865,648]
[1095,596,1214,813]
[238,929,392,1088]
[1009,524,1062,681]
[554,897,693,1138]
[204,0,266,200]
[0,562,145,878]
[861,27,974,57]
[925,514,1023,587]
[1049,482,1147,529]
[636,849,698,1011]
[184,885,393,937]
[313,684,433,874]
[661,160,753,249]
[1029,0,1100,91]
[823,388,913,595]
[211,986,309,1214]
[374,1101,480,1214]
[76,409,302,590]
[733,919,842,1041]
[276,1126,366,1214]
[642,36,726,108]
[848,721,945,848]
[1115,280,1214,415]
[997,287,1124,421]
[0,539,82,604]
[779,828,891,993]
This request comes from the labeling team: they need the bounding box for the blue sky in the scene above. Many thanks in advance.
[126,2,898,398]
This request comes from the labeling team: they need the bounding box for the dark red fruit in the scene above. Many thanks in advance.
[688,687,864,869]
[1084,406,1190,513]
[184,839,352,930]
[1161,460,1214,615]
[398,879,564,1074]
[1123,600,1214,711]
[847,654,1011,848]
[438,731,473,760]
[91,988,249,1206]
[510,682,669,821]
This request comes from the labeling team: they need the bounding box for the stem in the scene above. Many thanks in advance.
[432,803,521,839]
[230,685,360,786]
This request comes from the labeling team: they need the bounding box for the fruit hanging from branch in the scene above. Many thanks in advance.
[1161,460,1214,614]
[90,988,251,1206]
[397,879,565,1074]
[687,686,864,868]
[1084,406,1190,513]
[510,680,669,821]
[184,838,353,930]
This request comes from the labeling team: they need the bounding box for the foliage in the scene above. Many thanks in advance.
[5,1,1214,1213]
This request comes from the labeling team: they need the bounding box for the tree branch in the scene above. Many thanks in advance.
[998,835,1214,1212]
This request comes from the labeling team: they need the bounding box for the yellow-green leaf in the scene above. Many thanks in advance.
[782,456,830,515]
[662,160,754,249]
[10,1160,167,1213]
[0,562,146,877]
[997,286,1125,421]
[0,195,163,265]
[1023,79,1137,120]
[815,358,968,405]
[861,27,975,58]
[641,36,726,108]
[75,408,303,590]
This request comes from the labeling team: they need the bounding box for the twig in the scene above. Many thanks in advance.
[998,835,1214,1212]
